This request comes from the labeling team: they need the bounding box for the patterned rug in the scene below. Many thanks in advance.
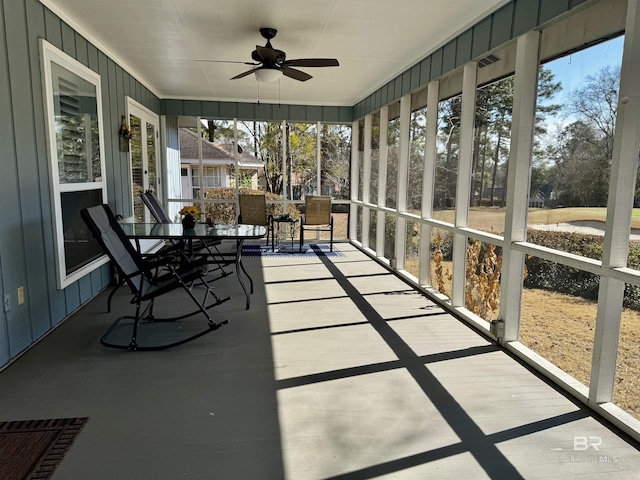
[239,243,343,257]
[0,417,88,480]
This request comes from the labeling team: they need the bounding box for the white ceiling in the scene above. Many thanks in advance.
[42,0,508,106]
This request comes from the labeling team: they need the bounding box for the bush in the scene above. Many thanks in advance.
[201,188,299,224]
[431,230,453,260]
[523,230,640,311]
[524,230,601,301]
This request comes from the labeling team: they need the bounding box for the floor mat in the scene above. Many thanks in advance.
[0,417,88,480]
[239,243,343,257]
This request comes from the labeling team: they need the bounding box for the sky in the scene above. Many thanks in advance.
[543,35,624,108]
[536,34,624,140]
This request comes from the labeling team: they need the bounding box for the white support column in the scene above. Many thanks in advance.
[362,115,373,249]
[282,120,288,211]
[451,62,477,308]
[316,121,321,195]
[377,106,389,256]
[590,0,640,404]
[233,118,240,215]
[500,31,540,343]
[419,81,440,285]
[349,120,360,241]
[196,117,205,213]
[395,95,411,270]
[397,95,411,214]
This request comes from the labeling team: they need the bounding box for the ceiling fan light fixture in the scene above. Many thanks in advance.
[254,68,282,82]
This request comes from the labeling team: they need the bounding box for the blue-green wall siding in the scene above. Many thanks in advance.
[0,0,160,366]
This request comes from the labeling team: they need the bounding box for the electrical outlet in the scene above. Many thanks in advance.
[17,286,24,306]
[3,293,11,312]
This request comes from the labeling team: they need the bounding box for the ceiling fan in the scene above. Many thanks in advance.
[200,28,339,82]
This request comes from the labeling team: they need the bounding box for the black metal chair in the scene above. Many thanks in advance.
[140,191,231,281]
[81,204,229,351]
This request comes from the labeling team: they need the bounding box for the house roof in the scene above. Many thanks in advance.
[179,128,264,169]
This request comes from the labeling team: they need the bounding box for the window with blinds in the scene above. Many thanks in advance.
[41,39,108,288]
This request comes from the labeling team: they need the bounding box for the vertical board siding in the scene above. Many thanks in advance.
[353,0,584,117]
[60,21,75,57]
[513,0,541,37]
[4,0,39,354]
[472,17,493,59]
[0,0,161,367]
[161,99,355,123]
[0,0,13,365]
[491,4,515,49]
[26,0,64,335]
[456,29,474,68]
[442,40,458,73]
[75,32,88,66]
[540,0,570,23]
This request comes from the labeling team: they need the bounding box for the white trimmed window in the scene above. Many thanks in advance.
[40,39,108,289]
[192,166,222,189]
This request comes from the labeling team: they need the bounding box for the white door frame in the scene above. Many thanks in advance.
[126,97,160,222]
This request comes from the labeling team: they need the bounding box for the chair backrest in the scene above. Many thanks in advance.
[141,191,172,224]
[238,194,268,226]
[304,195,332,226]
[81,204,150,296]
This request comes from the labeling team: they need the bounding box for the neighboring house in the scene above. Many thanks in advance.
[480,187,506,205]
[178,128,264,198]
[529,191,546,208]
[290,175,335,199]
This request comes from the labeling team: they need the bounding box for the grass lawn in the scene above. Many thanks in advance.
[430,206,640,233]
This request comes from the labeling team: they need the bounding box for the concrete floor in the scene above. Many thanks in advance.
[1,243,639,479]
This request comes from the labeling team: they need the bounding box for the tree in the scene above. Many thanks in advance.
[408,108,427,211]
[386,116,401,208]
[321,124,351,199]
[550,120,610,207]
[287,123,317,199]
[565,65,619,160]
[472,67,561,207]
[237,121,284,195]
[544,64,621,207]
[473,77,514,207]
[435,95,461,209]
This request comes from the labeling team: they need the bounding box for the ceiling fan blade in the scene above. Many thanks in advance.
[255,45,277,64]
[197,59,258,65]
[230,69,256,80]
[282,58,339,68]
[281,67,312,82]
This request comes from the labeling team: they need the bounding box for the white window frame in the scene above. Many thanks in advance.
[40,39,108,289]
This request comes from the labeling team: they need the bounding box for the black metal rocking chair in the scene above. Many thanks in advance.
[81,204,229,351]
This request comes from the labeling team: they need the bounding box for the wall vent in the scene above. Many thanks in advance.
[478,54,500,68]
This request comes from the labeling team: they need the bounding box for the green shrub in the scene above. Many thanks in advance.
[524,230,640,310]
[524,230,601,301]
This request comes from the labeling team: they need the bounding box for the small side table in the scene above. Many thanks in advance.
[273,217,299,252]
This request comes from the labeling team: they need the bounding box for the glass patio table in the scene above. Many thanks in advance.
[120,222,267,309]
